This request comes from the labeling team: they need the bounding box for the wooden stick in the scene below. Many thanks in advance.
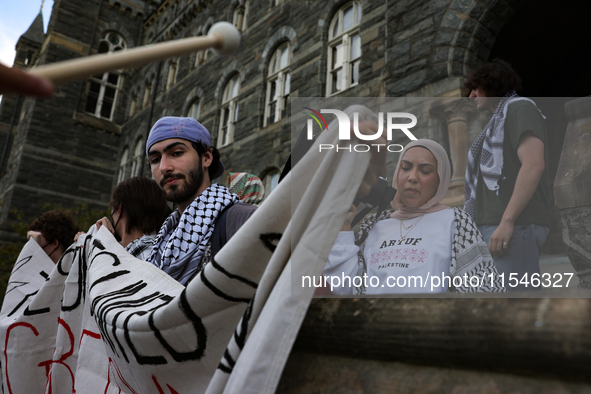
[28,34,222,85]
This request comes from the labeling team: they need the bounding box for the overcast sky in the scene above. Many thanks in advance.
[0,0,54,67]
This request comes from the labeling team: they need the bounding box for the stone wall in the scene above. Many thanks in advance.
[0,0,145,230]
[278,295,591,392]
[0,0,567,241]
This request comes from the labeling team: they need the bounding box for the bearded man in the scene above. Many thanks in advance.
[145,117,257,285]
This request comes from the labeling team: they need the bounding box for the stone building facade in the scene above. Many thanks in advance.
[1,0,588,251]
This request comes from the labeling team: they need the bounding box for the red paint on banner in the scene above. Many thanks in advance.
[152,375,180,394]
[4,322,40,394]
[79,329,101,347]
[109,358,139,394]
[38,318,76,393]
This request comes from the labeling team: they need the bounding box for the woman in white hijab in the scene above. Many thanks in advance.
[324,139,505,295]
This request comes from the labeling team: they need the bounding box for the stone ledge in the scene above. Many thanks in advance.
[73,111,121,135]
[293,295,591,383]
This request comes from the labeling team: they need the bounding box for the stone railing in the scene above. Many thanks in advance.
[554,97,591,288]
[278,293,591,392]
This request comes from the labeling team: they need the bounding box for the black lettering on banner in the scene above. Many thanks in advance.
[210,257,257,289]
[260,233,282,252]
[11,255,32,274]
[120,293,172,364]
[388,240,396,247]
[200,269,251,303]
[113,292,167,360]
[148,289,208,363]
[218,349,234,373]
[91,281,148,356]
[4,281,27,298]
[60,245,87,312]
[5,265,47,297]
[56,246,78,276]
[90,270,131,291]
[7,290,39,317]
[6,263,53,316]
[218,294,256,373]
[92,238,106,251]
[380,241,387,249]
[234,294,254,350]
[412,238,422,245]
[23,302,51,316]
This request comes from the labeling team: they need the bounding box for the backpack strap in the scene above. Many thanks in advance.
[210,203,235,257]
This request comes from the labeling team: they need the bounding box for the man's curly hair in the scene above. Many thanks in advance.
[464,59,522,97]
[29,210,79,250]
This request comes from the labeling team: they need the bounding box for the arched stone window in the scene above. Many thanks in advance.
[263,168,280,197]
[85,32,126,120]
[194,31,205,67]
[117,147,130,183]
[166,58,178,90]
[188,98,201,120]
[142,80,153,109]
[203,24,214,62]
[130,138,144,178]
[117,138,144,183]
[129,92,138,117]
[218,74,240,147]
[326,2,362,96]
[265,42,291,126]
[233,1,249,32]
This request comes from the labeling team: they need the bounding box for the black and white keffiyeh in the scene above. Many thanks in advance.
[463,91,543,219]
[352,208,505,294]
[147,184,239,285]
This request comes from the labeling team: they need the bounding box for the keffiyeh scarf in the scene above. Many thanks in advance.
[464,91,541,219]
[147,184,239,285]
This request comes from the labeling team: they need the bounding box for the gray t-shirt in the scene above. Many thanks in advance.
[224,202,257,242]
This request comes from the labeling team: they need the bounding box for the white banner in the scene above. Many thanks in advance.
[0,121,367,394]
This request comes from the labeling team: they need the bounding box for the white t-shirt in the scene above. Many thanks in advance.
[324,209,455,295]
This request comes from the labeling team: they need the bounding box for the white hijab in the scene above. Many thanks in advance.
[391,139,452,220]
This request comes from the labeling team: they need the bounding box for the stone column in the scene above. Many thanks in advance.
[430,98,476,207]
[554,97,591,288]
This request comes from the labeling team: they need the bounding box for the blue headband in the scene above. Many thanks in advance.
[146,117,224,179]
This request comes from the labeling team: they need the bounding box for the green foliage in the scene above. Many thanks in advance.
[0,203,109,306]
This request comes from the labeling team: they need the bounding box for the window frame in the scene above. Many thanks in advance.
[264,42,291,127]
[130,139,144,178]
[326,1,362,96]
[117,147,130,184]
[218,74,241,148]
[263,169,280,197]
[129,93,138,117]
[166,58,178,90]
[188,99,201,121]
[142,82,152,109]
[233,1,249,32]
[85,32,126,120]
